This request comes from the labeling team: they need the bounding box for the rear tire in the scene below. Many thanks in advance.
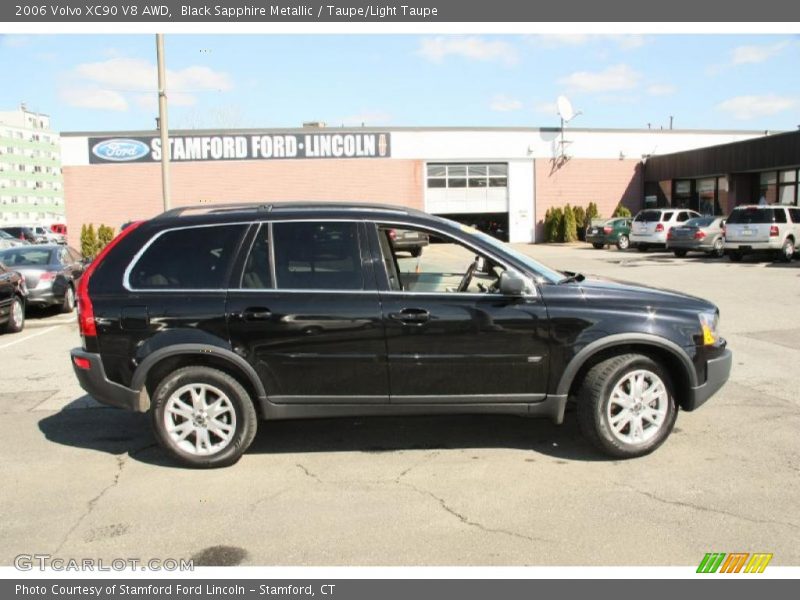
[673,249,688,258]
[592,243,605,249]
[61,284,75,314]
[616,235,630,250]
[577,354,677,458]
[778,238,795,263]
[711,238,724,258]
[410,247,423,258]
[4,296,25,333]
[151,366,258,468]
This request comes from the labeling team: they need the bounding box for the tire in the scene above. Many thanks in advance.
[410,247,423,258]
[151,366,258,468]
[4,296,25,333]
[710,237,724,258]
[778,238,795,263]
[673,249,688,258]
[592,243,605,249]
[728,251,743,262]
[577,353,678,458]
[636,244,648,253]
[616,235,630,250]
[61,284,75,314]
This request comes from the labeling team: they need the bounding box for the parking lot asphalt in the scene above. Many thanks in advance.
[0,244,798,567]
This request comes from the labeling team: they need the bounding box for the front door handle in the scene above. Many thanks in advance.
[389,308,430,325]
[243,307,272,321]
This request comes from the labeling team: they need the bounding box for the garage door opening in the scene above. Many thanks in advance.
[434,212,509,241]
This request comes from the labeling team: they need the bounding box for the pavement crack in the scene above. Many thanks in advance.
[295,463,323,483]
[395,450,440,483]
[616,484,800,531]
[54,454,128,554]
[398,481,549,544]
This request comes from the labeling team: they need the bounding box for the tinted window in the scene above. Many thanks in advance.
[634,210,661,222]
[273,222,363,290]
[661,211,674,221]
[686,217,715,227]
[789,208,800,223]
[0,248,54,266]
[774,209,787,223]
[128,224,246,289]
[726,208,777,224]
[241,225,272,289]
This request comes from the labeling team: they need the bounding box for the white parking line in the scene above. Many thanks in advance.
[0,326,59,350]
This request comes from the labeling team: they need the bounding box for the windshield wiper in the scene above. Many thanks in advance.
[559,271,585,284]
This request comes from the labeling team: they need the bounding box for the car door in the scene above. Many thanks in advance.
[225,220,388,404]
[367,222,550,402]
[0,262,13,322]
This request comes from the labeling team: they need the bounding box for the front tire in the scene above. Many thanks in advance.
[4,296,25,333]
[616,235,630,250]
[577,354,677,458]
[151,366,258,468]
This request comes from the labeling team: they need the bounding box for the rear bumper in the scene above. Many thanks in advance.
[630,233,666,245]
[70,349,149,412]
[724,240,780,252]
[666,240,714,251]
[685,348,732,411]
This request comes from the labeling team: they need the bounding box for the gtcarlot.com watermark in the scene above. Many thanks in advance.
[14,554,194,572]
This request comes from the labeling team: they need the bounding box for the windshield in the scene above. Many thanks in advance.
[685,217,715,227]
[726,208,776,224]
[0,230,13,240]
[0,248,54,266]
[634,210,662,222]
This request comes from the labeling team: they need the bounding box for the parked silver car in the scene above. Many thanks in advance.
[666,216,726,258]
[724,205,800,262]
[630,208,701,251]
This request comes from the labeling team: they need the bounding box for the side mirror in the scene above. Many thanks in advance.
[499,270,526,296]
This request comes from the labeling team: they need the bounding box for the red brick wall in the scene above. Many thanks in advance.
[534,158,643,241]
[64,159,423,244]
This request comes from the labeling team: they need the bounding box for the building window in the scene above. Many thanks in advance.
[778,169,798,206]
[426,163,508,189]
[697,178,716,215]
[759,171,778,204]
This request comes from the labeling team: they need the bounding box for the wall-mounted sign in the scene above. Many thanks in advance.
[88,132,391,164]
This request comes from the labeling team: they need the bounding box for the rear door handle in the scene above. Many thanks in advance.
[243,307,272,321]
[389,308,430,325]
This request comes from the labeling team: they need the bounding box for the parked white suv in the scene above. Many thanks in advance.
[630,208,701,251]
[724,205,800,262]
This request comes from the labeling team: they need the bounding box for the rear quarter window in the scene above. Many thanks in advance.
[127,224,247,290]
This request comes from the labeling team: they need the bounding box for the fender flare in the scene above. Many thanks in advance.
[130,343,267,400]
[555,333,698,396]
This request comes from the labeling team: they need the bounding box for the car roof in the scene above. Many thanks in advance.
[733,204,787,209]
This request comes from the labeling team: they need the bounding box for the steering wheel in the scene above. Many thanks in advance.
[457,257,479,293]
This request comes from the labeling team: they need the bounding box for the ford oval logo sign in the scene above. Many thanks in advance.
[91,139,150,162]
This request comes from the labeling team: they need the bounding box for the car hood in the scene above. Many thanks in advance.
[571,275,716,311]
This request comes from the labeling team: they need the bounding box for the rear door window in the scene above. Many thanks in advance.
[128,224,247,290]
[634,211,661,222]
[661,211,674,221]
[272,221,364,290]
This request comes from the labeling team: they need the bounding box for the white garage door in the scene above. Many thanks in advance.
[425,163,509,214]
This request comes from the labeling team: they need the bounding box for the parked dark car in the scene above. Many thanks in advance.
[69,203,731,468]
[1,226,38,244]
[585,218,632,250]
[0,260,27,333]
[387,227,429,257]
[666,216,726,258]
[0,245,85,312]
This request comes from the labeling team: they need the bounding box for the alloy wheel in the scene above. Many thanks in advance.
[163,383,238,456]
[606,369,669,445]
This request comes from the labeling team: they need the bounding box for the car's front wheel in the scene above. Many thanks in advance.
[577,353,677,458]
[151,366,258,468]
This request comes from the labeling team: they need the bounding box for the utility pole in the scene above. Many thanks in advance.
[156,33,171,211]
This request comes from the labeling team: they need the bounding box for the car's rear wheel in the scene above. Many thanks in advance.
[778,238,795,262]
[616,235,630,250]
[592,243,605,249]
[61,284,75,314]
[577,353,677,458]
[711,237,724,258]
[4,296,25,333]
[151,366,258,468]
[673,249,688,258]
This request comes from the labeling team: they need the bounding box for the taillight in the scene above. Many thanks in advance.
[694,230,706,240]
[73,356,92,370]
[666,229,674,240]
[769,225,779,237]
[655,223,664,233]
[603,226,612,234]
[39,271,57,281]
[77,220,145,338]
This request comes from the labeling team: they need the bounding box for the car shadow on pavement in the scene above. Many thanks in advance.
[38,401,610,468]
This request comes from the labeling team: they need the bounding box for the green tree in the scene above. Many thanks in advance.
[585,202,600,228]
[562,203,578,243]
[81,224,98,259]
[573,205,587,240]
[546,207,564,242]
[97,224,115,250]
[612,204,632,218]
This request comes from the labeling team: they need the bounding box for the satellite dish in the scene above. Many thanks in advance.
[557,95,576,122]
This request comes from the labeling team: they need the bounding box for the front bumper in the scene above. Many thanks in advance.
[70,349,149,412]
[685,348,732,411]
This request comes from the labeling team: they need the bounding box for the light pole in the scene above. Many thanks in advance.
[156,33,171,211]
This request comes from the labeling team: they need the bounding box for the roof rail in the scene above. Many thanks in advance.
[155,203,273,219]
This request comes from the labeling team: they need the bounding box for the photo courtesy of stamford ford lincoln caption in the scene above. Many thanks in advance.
[70,203,732,468]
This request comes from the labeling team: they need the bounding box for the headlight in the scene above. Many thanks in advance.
[698,311,720,346]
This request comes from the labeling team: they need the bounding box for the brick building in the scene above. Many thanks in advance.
[60,126,768,244]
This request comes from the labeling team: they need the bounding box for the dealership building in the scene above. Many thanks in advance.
[60,125,787,244]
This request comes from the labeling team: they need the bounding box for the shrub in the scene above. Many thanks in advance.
[545,207,564,242]
[80,224,98,259]
[573,205,587,240]
[97,224,115,250]
[612,204,632,218]
[586,202,600,227]
[561,203,578,242]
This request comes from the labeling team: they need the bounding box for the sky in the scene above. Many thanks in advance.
[1,33,799,133]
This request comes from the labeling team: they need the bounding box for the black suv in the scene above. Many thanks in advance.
[70,203,732,467]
